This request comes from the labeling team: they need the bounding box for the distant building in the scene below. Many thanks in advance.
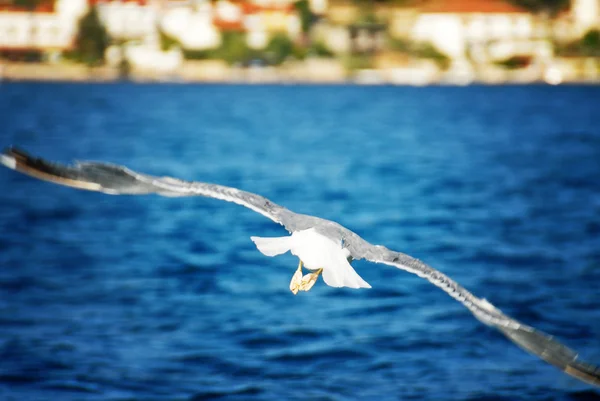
[571,0,600,35]
[210,1,301,50]
[386,6,420,40]
[242,1,300,48]
[316,2,360,54]
[411,0,552,64]
[161,0,302,51]
[161,1,219,50]
[93,0,157,41]
[251,0,327,15]
[0,0,86,58]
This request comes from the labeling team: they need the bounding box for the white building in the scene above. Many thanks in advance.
[209,0,301,50]
[571,0,600,35]
[160,0,301,52]
[160,2,220,50]
[95,0,158,40]
[411,0,552,63]
[0,0,87,53]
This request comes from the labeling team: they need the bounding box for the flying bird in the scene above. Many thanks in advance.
[2,147,599,387]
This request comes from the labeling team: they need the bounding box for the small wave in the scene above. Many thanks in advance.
[566,389,600,401]
[42,380,101,394]
[190,385,264,400]
[267,346,371,363]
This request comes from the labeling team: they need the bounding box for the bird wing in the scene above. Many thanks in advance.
[3,147,599,387]
[361,244,600,387]
[1,147,297,229]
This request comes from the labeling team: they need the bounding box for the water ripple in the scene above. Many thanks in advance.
[0,84,599,400]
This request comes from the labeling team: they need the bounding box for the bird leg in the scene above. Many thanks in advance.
[289,261,323,295]
[299,268,323,292]
[289,260,304,295]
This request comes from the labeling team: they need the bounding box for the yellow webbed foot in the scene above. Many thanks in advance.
[299,268,323,292]
[289,260,304,295]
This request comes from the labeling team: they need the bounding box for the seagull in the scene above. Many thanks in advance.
[2,147,599,387]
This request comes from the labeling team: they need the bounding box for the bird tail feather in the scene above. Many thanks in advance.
[250,236,292,257]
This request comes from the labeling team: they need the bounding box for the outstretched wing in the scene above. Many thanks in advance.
[362,244,600,387]
[3,147,599,387]
[1,147,298,229]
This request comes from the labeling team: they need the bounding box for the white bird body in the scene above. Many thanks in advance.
[251,228,371,289]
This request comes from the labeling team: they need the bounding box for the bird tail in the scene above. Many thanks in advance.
[250,236,292,257]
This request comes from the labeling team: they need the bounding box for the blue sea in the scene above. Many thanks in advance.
[0,83,599,401]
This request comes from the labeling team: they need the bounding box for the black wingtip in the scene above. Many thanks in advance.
[2,147,46,168]
[1,147,60,175]
[499,325,600,387]
[2,146,31,160]
[0,147,105,191]
[3,146,26,156]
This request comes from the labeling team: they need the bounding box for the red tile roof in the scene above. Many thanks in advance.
[0,0,54,13]
[89,0,148,5]
[237,1,293,14]
[213,1,295,31]
[420,0,528,14]
[213,20,245,31]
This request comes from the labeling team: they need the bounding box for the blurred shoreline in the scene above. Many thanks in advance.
[2,59,600,85]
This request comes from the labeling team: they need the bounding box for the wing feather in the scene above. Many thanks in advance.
[3,147,599,387]
[363,244,600,387]
[1,147,297,229]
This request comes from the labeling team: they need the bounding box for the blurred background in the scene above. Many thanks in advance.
[1,2,600,401]
[1,0,600,83]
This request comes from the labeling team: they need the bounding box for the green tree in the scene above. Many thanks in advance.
[509,0,569,15]
[582,30,600,49]
[159,28,179,51]
[294,0,314,36]
[308,41,334,58]
[74,6,109,65]
[414,42,450,69]
[387,37,450,69]
[13,0,40,9]
[266,33,295,65]
[218,31,255,65]
[495,55,532,69]
[180,32,261,64]
[350,0,412,4]
[580,29,600,56]
[556,29,600,57]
